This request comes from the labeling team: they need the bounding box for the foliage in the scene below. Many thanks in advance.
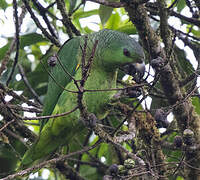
[0,0,199,179]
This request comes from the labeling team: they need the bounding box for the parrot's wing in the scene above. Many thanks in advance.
[41,37,80,130]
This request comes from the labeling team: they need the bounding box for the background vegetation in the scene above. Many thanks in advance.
[0,0,199,179]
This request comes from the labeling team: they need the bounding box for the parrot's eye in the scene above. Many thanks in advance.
[123,48,131,57]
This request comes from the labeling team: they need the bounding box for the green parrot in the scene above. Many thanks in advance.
[21,29,145,167]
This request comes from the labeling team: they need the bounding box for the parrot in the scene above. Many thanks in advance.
[21,29,145,167]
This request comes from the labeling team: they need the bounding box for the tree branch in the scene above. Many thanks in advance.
[124,1,200,178]
[22,0,60,47]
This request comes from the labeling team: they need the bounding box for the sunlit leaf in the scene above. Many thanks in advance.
[191,28,200,37]
[176,176,184,180]
[116,24,137,35]
[105,11,121,29]
[73,9,99,19]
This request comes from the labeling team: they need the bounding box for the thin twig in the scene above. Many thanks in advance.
[0,140,101,180]
[87,0,125,7]
[22,0,60,47]
[0,5,26,76]
[6,0,20,85]
[82,40,99,85]
[8,104,42,113]
[169,10,200,27]
[18,64,43,105]
[4,128,29,148]
[55,54,81,91]
[39,58,78,93]
[77,38,98,117]
[167,0,179,9]
[84,84,146,92]
[149,15,200,41]
[0,83,41,108]
[56,0,80,37]
[31,0,58,38]
[22,106,79,120]
[0,119,15,132]
[46,1,56,9]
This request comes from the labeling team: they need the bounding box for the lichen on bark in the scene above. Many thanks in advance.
[124,1,200,179]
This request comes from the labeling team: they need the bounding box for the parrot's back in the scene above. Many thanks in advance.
[41,37,80,129]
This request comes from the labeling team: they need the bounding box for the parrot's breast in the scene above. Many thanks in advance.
[84,66,118,119]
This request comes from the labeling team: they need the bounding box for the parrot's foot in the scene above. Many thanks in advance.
[81,113,97,128]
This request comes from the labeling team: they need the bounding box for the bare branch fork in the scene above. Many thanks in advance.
[77,36,98,120]
[22,0,60,47]
[56,0,81,37]
[31,0,58,38]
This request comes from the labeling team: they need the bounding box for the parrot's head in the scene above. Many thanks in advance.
[98,30,145,80]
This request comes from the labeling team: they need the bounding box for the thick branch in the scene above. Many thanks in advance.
[56,0,80,37]
[124,1,200,179]
[22,0,60,47]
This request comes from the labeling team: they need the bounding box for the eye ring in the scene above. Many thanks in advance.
[123,48,131,57]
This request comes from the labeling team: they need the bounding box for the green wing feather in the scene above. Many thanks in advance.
[40,37,80,130]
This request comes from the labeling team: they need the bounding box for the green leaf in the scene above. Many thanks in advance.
[80,165,101,180]
[0,143,18,175]
[191,28,200,37]
[177,0,186,12]
[0,33,48,61]
[174,46,194,75]
[0,0,8,10]
[98,143,108,159]
[69,0,77,14]
[99,5,113,26]
[116,24,137,35]
[19,33,48,48]
[72,9,99,32]
[83,27,94,34]
[192,97,200,115]
[0,42,10,61]
[73,9,99,19]
[176,176,184,180]
[0,66,19,85]
[105,11,121,29]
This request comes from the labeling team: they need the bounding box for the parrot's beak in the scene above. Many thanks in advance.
[122,62,145,83]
